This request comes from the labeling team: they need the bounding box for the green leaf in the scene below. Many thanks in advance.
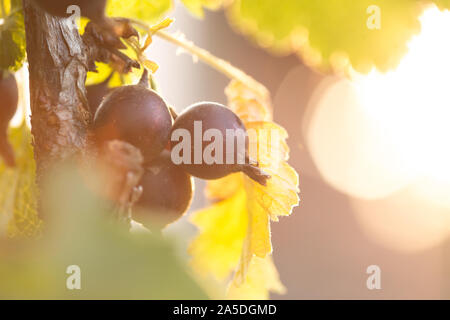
[180,0,224,17]
[0,163,207,299]
[0,123,41,239]
[106,0,173,23]
[0,230,208,299]
[226,0,445,73]
[0,0,26,72]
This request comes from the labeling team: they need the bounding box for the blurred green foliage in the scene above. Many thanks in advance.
[0,163,208,299]
[227,0,450,73]
[227,0,428,73]
[107,0,173,24]
[180,0,224,18]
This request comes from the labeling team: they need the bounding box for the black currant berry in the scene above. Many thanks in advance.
[0,73,18,167]
[133,151,194,230]
[32,0,106,22]
[93,71,172,161]
[86,72,113,116]
[170,102,270,185]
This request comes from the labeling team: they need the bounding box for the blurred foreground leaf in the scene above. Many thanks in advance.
[180,0,225,17]
[227,0,430,73]
[107,0,173,23]
[0,163,207,299]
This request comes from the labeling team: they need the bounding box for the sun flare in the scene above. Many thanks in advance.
[306,6,450,252]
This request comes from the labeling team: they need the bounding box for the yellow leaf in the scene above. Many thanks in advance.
[226,80,272,122]
[205,173,243,201]
[86,63,124,87]
[227,256,286,300]
[189,80,299,299]
[189,189,248,280]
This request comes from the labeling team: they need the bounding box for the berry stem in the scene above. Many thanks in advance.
[241,164,271,186]
[138,69,150,88]
[156,30,269,99]
[129,19,269,100]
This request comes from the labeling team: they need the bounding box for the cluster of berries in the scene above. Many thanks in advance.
[88,71,269,230]
[0,0,270,231]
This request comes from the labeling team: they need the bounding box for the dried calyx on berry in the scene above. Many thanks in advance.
[0,72,18,167]
[132,150,194,231]
[93,69,173,162]
[170,102,270,186]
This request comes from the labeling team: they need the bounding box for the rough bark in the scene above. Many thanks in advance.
[22,1,142,223]
[23,0,90,182]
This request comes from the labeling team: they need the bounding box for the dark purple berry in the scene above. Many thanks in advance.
[93,71,172,161]
[170,102,270,185]
[133,151,193,230]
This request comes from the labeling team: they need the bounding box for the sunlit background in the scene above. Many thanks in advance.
[11,3,450,299]
[305,6,450,254]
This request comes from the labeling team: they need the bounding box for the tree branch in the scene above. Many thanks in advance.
[23,1,143,223]
[23,0,90,182]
